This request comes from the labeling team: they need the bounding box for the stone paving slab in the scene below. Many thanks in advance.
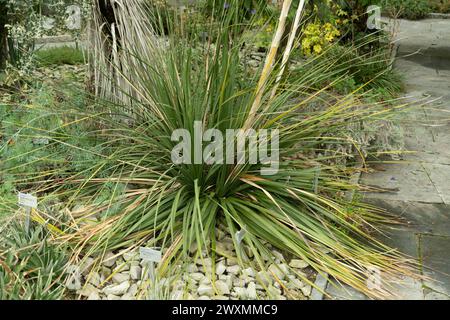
[328,18,450,300]
[424,291,450,300]
[420,235,450,296]
[403,132,450,166]
[422,163,450,205]
[325,280,368,300]
[389,276,424,300]
[361,162,443,203]
[366,199,450,236]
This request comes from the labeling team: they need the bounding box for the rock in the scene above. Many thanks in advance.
[250,54,262,61]
[65,267,82,291]
[190,272,205,282]
[186,263,198,273]
[256,271,271,287]
[198,264,213,276]
[87,291,101,300]
[128,283,138,296]
[112,272,130,284]
[87,272,104,287]
[226,257,238,266]
[198,295,210,300]
[123,251,138,262]
[100,266,111,278]
[211,295,229,300]
[80,257,96,276]
[425,292,449,300]
[286,278,304,289]
[271,250,285,262]
[216,229,226,240]
[267,285,282,297]
[103,281,130,295]
[233,278,246,287]
[216,244,234,258]
[130,260,140,266]
[130,265,142,280]
[247,282,257,299]
[189,242,198,254]
[222,237,235,251]
[289,259,309,269]
[200,276,212,285]
[234,287,248,299]
[215,280,230,295]
[198,285,214,297]
[243,246,254,258]
[186,277,197,288]
[268,264,283,280]
[242,268,255,278]
[301,285,312,297]
[215,261,227,276]
[77,283,98,297]
[241,275,254,285]
[248,60,260,68]
[196,257,212,267]
[107,294,121,300]
[114,259,130,272]
[102,252,117,268]
[219,274,233,289]
[226,265,241,275]
[121,293,136,300]
[215,241,227,253]
[268,264,288,280]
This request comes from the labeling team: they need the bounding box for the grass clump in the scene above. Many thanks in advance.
[35,46,85,67]
[0,221,67,299]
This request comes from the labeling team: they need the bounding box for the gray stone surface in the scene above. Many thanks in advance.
[328,18,450,300]
[366,199,450,236]
[389,276,424,300]
[420,235,450,296]
[361,162,443,203]
[422,163,450,205]
[325,280,367,300]
[424,291,450,300]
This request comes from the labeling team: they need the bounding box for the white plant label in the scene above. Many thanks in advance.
[139,247,162,263]
[235,229,246,245]
[18,192,37,208]
[32,138,49,145]
[18,193,37,233]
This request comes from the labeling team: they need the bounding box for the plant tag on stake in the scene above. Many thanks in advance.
[18,192,37,233]
[32,138,49,145]
[139,247,161,283]
[235,229,246,246]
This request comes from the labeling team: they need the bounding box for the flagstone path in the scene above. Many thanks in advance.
[324,18,450,300]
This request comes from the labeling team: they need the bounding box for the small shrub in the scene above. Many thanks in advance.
[430,0,450,13]
[382,0,431,20]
